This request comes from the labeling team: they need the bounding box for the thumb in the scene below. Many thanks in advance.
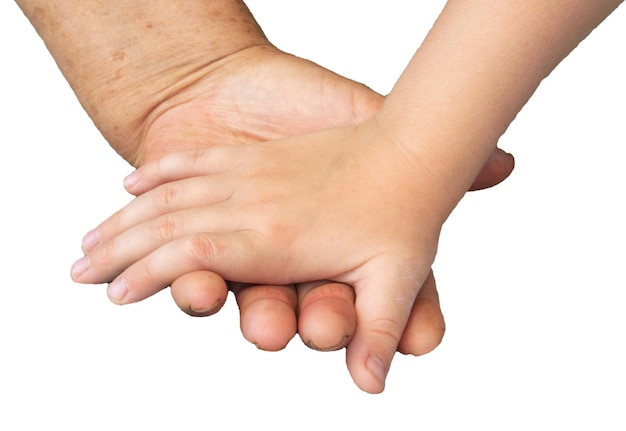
[469,147,515,191]
[345,258,425,394]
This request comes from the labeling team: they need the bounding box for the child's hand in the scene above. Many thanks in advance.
[70,42,513,359]
[72,120,451,393]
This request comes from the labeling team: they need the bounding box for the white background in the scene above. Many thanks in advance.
[1,1,624,429]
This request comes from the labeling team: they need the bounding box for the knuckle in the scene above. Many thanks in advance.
[184,234,217,266]
[90,240,117,269]
[150,215,178,244]
[369,317,404,347]
[155,183,178,209]
[185,148,205,170]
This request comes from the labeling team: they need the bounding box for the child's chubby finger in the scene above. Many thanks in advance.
[124,146,242,195]
[397,271,446,356]
[103,230,287,306]
[71,202,246,286]
[344,257,427,394]
[296,281,356,351]
[81,175,235,254]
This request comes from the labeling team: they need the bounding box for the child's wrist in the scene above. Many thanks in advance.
[355,116,467,226]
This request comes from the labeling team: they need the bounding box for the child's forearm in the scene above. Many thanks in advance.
[16,0,268,163]
[377,0,622,218]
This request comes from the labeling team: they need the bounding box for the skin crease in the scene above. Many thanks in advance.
[18,0,515,392]
[70,0,622,394]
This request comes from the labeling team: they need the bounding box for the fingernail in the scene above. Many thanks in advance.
[189,299,224,317]
[366,355,388,387]
[107,278,128,303]
[70,256,89,280]
[123,170,140,190]
[306,335,350,352]
[81,228,100,252]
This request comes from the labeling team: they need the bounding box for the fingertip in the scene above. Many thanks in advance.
[494,148,515,180]
[107,278,129,304]
[470,147,515,191]
[297,281,356,352]
[343,261,425,393]
[123,170,140,194]
[80,229,100,253]
[344,310,401,393]
[170,271,229,317]
[235,284,298,352]
[365,355,388,393]
[346,344,390,394]
[303,334,350,352]
[70,256,89,282]
[241,298,296,351]
[397,296,446,356]
[189,302,226,317]
[397,270,445,356]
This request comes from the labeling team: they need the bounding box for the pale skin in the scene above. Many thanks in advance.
[18,0,514,355]
[67,0,623,393]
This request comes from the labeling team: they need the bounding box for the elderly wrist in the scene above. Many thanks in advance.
[80,14,269,163]
[18,0,269,164]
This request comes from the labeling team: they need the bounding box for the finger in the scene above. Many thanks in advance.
[296,281,356,351]
[124,146,241,195]
[397,270,446,355]
[469,147,515,191]
[231,283,298,352]
[170,270,229,317]
[345,259,425,394]
[81,175,233,253]
[73,202,243,285]
[103,230,285,306]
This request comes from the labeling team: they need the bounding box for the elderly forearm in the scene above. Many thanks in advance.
[378,0,622,216]
[16,0,267,162]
